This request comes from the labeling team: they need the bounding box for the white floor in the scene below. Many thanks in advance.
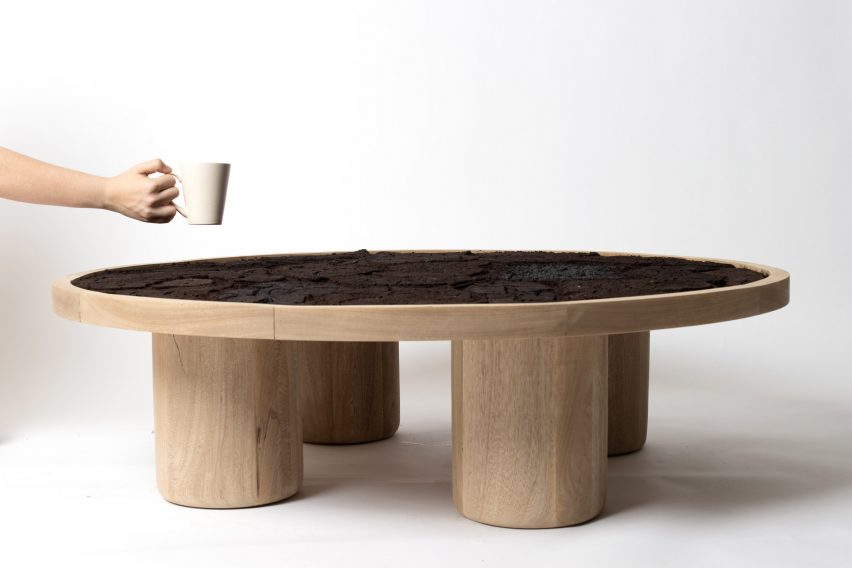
[2,330,850,568]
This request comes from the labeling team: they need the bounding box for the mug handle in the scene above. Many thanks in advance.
[170,172,187,218]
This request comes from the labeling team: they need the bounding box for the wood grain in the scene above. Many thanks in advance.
[52,250,790,341]
[608,332,650,455]
[452,335,608,528]
[51,251,792,524]
[293,341,400,444]
[152,334,302,508]
[51,270,83,322]
[67,289,275,338]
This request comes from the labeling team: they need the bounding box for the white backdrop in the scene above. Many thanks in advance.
[1,1,850,566]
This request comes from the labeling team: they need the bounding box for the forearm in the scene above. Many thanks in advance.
[0,147,107,209]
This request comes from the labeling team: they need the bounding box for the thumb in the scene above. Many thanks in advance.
[134,158,172,175]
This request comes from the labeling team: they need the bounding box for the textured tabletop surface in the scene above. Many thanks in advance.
[71,250,765,306]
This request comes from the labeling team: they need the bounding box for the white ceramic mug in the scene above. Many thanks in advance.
[171,162,231,225]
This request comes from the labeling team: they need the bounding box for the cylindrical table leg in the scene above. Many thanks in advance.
[452,335,608,528]
[152,334,302,508]
[296,341,400,444]
[608,331,650,456]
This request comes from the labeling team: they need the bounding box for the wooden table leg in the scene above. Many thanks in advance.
[297,341,400,444]
[608,331,650,456]
[451,335,608,528]
[152,334,302,508]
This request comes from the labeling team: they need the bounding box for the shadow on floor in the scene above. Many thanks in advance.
[284,424,457,520]
[265,353,852,524]
[604,429,852,520]
[607,351,852,520]
[292,420,852,524]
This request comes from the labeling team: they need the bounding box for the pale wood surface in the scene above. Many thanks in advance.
[152,334,302,508]
[52,250,790,341]
[55,250,790,522]
[452,335,608,528]
[294,341,400,444]
[83,293,274,339]
[51,270,82,323]
[608,332,650,456]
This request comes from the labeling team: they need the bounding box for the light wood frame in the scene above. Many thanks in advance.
[53,249,789,342]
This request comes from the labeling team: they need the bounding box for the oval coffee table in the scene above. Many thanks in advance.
[52,250,789,528]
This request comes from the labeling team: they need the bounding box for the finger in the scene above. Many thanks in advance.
[150,173,177,192]
[134,158,172,175]
[147,204,177,223]
[151,186,179,206]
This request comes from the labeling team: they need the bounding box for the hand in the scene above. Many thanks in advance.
[103,159,180,223]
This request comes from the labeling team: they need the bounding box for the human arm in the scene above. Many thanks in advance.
[0,147,180,223]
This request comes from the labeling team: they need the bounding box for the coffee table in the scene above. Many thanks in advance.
[52,250,789,528]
